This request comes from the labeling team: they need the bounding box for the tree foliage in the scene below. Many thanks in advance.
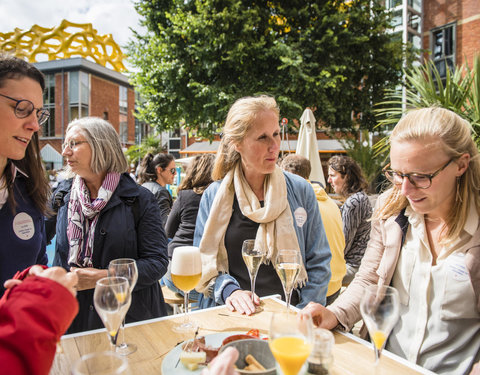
[128,0,405,138]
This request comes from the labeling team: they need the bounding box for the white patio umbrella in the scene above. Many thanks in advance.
[296,108,326,187]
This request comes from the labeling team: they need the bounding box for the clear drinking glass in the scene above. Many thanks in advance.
[241,239,265,303]
[108,258,138,355]
[93,276,131,352]
[360,285,400,366]
[170,246,202,332]
[269,311,313,375]
[275,249,301,311]
[71,351,130,375]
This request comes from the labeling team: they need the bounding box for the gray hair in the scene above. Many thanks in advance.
[65,117,128,175]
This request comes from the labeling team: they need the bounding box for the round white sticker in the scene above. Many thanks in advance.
[12,212,35,240]
[294,207,307,228]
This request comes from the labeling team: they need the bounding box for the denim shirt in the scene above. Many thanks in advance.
[193,171,331,309]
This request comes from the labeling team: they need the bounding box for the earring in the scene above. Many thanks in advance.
[455,176,462,203]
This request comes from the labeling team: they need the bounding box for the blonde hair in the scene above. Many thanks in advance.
[375,107,480,243]
[212,95,280,180]
[65,117,128,176]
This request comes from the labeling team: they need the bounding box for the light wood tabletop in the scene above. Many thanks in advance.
[49,295,433,375]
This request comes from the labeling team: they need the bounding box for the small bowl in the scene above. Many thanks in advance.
[219,339,276,375]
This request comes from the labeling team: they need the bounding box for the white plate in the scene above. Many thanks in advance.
[161,331,245,374]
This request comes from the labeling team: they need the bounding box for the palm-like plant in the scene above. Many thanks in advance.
[374,56,480,156]
[124,134,165,165]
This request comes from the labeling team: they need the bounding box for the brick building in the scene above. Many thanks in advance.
[34,57,148,170]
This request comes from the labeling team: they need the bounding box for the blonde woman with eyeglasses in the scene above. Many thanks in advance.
[0,53,51,296]
[302,107,480,375]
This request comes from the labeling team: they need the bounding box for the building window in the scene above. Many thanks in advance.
[119,86,128,114]
[431,23,455,81]
[42,74,55,137]
[119,121,128,143]
[69,71,89,121]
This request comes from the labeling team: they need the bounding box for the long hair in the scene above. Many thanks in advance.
[178,154,215,194]
[64,117,128,177]
[374,107,480,244]
[137,153,175,184]
[212,95,280,180]
[328,155,368,197]
[0,53,49,214]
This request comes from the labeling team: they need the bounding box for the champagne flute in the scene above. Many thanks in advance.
[71,351,130,375]
[275,249,301,311]
[108,258,138,355]
[94,276,131,352]
[170,246,202,332]
[269,311,313,375]
[241,239,265,303]
[360,284,400,366]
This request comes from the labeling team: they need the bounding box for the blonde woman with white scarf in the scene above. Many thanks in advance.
[193,96,331,315]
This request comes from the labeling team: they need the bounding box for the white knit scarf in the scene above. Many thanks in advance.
[67,172,120,267]
[196,164,307,296]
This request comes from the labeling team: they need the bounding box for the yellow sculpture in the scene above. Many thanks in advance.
[0,20,127,72]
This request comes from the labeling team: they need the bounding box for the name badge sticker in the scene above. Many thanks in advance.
[294,207,307,228]
[13,212,35,240]
[447,252,469,282]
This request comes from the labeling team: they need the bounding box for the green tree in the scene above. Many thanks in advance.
[128,0,405,138]
[124,133,165,165]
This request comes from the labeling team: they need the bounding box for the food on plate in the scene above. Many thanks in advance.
[182,336,219,364]
[243,354,266,371]
[179,350,207,371]
[222,334,257,346]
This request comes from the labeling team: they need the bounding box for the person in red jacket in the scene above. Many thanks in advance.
[0,265,78,375]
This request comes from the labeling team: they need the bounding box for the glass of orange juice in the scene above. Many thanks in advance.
[269,311,313,375]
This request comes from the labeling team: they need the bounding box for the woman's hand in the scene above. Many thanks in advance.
[70,267,108,291]
[300,301,339,329]
[470,361,480,375]
[201,347,239,375]
[225,290,260,315]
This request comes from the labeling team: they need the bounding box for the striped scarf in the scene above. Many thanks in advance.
[67,172,121,267]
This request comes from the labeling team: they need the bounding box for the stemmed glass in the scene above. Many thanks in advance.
[71,351,130,375]
[93,276,131,352]
[269,311,313,375]
[275,250,301,311]
[360,285,400,366]
[170,246,202,332]
[241,239,265,303]
[108,258,138,355]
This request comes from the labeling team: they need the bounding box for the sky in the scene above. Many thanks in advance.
[0,0,145,64]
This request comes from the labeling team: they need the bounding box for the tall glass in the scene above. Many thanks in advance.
[275,250,301,311]
[269,311,313,375]
[94,277,131,352]
[170,246,202,332]
[360,285,400,366]
[71,351,130,375]
[108,258,138,355]
[241,239,265,303]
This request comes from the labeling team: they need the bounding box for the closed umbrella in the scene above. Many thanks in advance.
[296,108,326,187]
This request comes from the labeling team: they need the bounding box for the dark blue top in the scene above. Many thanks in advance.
[0,174,47,296]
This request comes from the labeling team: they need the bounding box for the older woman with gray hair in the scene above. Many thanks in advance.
[46,117,169,333]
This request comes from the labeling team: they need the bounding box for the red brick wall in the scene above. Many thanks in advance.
[127,88,135,144]
[90,75,119,131]
[423,0,480,67]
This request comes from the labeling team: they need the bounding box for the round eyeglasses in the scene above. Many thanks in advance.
[0,93,50,125]
[383,159,453,189]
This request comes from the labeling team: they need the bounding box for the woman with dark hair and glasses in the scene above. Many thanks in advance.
[327,155,372,285]
[138,153,176,227]
[303,107,480,375]
[0,53,51,296]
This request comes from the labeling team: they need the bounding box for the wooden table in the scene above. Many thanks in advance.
[50,296,434,375]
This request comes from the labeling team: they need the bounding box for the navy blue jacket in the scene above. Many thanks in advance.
[46,173,169,333]
[0,175,47,296]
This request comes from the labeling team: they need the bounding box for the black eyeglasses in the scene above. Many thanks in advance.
[383,159,453,189]
[0,93,50,125]
[62,139,88,151]
[169,168,177,175]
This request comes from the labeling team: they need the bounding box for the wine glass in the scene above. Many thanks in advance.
[71,351,130,375]
[94,276,131,352]
[170,246,202,332]
[241,239,265,303]
[108,258,138,355]
[269,311,313,375]
[360,284,400,366]
[275,250,301,311]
